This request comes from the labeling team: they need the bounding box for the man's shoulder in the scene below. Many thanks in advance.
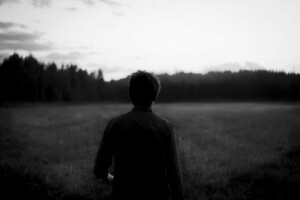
[149,113,174,133]
[107,112,129,125]
[153,113,172,125]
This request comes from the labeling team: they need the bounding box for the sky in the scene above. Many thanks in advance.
[0,0,300,80]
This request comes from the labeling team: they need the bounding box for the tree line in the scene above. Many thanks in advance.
[0,53,299,103]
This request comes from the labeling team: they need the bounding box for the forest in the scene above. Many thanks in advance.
[0,53,300,103]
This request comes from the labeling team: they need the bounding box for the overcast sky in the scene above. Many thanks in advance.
[1,0,300,80]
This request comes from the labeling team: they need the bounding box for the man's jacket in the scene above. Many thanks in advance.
[94,106,184,200]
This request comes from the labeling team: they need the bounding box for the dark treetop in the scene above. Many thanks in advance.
[94,106,184,200]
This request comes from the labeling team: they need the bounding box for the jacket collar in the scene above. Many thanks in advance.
[132,106,153,113]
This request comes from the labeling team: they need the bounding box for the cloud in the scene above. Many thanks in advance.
[244,62,266,70]
[0,0,119,7]
[0,32,40,42]
[0,32,53,51]
[65,7,77,12]
[81,0,95,5]
[0,21,26,29]
[81,0,120,6]
[99,0,120,6]
[205,62,267,73]
[46,51,85,61]
[0,41,52,51]
[0,0,51,7]
[112,11,123,16]
[206,63,243,72]
[32,0,51,7]
[0,0,18,5]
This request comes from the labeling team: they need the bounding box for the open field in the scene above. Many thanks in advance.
[1,103,300,200]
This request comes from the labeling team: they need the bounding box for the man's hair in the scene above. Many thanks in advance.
[129,70,161,106]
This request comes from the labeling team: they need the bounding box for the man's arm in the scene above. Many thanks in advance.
[94,120,114,180]
[164,123,184,200]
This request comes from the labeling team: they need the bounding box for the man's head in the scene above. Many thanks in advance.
[129,71,161,107]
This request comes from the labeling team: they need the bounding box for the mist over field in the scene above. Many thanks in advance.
[1,103,300,199]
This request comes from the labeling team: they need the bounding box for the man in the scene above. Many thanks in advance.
[94,70,184,200]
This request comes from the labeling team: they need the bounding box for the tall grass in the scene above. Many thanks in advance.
[1,103,300,199]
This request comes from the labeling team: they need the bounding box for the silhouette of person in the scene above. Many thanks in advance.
[94,70,184,200]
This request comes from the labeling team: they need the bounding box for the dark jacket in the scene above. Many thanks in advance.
[94,106,184,200]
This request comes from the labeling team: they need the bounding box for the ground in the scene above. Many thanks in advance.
[0,103,300,199]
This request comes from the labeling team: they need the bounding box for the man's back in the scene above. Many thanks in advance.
[94,106,183,200]
[94,71,183,200]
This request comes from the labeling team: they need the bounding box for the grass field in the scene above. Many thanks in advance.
[1,103,300,200]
